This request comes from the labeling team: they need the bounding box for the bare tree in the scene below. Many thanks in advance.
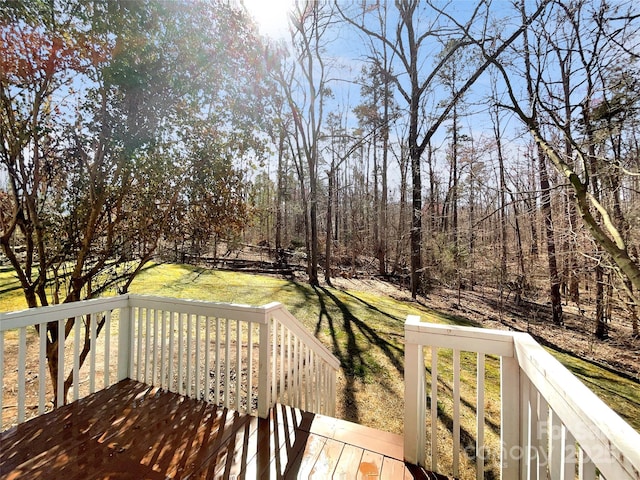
[273,1,335,286]
[339,0,552,298]
[478,0,640,333]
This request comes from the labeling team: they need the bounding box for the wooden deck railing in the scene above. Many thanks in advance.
[404,315,640,480]
[0,295,339,430]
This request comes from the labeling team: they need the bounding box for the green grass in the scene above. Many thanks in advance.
[0,265,28,312]
[2,262,639,466]
[549,348,640,429]
[131,264,640,430]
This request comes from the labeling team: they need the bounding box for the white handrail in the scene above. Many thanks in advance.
[0,294,340,430]
[514,334,640,480]
[266,302,341,371]
[0,296,129,331]
[265,302,340,417]
[128,294,271,324]
[404,315,640,480]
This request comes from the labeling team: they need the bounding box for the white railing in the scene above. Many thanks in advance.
[0,294,339,430]
[404,315,640,480]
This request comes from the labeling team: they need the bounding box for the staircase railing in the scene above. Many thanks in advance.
[0,294,340,430]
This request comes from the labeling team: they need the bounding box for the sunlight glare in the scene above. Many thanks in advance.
[243,0,293,38]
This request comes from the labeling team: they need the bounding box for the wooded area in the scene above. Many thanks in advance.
[1,0,639,399]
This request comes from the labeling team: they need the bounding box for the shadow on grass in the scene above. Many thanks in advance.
[307,285,407,424]
[312,285,360,422]
[340,290,404,323]
[0,284,22,296]
[416,298,479,328]
[435,406,499,480]
[259,278,516,465]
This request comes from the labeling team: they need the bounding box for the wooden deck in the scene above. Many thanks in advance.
[0,379,444,479]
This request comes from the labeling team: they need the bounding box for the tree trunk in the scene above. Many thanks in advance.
[410,143,422,298]
[309,173,319,286]
[538,150,564,325]
[378,69,389,276]
[451,103,459,255]
[494,106,508,293]
[275,130,286,253]
[325,165,334,285]
[521,5,562,325]
[394,144,409,279]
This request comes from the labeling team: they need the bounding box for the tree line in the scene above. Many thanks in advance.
[247,0,639,340]
[1,0,639,401]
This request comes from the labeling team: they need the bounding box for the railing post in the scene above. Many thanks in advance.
[501,353,521,480]
[117,302,133,382]
[258,312,272,419]
[404,315,426,467]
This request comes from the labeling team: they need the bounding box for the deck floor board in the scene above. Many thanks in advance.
[0,379,446,479]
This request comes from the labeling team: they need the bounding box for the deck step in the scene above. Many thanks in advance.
[0,379,446,479]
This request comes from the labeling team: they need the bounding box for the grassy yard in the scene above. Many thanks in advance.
[0,266,26,312]
[2,262,639,476]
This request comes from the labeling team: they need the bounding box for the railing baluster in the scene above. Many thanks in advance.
[168,311,175,392]
[57,318,64,408]
[298,341,303,410]
[160,310,167,389]
[247,322,253,415]
[564,428,576,480]
[550,410,563,480]
[430,347,438,472]
[315,352,319,412]
[178,313,184,395]
[195,315,201,399]
[73,316,80,401]
[225,317,231,407]
[453,349,460,478]
[279,322,285,403]
[152,309,159,386]
[89,312,97,394]
[286,328,292,406]
[271,317,277,404]
[326,364,331,414]
[205,315,211,403]
[501,354,520,480]
[293,336,300,408]
[520,369,532,479]
[579,446,596,480]
[476,352,485,480]
[144,308,151,385]
[315,353,320,413]
[303,345,309,412]
[235,319,241,411]
[308,347,313,411]
[186,313,193,397]
[538,395,549,480]
[38,322,47,414]
[214,317,220,405]
[136,308,142,381]
[104,311,111,388]
[258,316,271,418]
[321,363,327,414]
[17,326,26,423]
